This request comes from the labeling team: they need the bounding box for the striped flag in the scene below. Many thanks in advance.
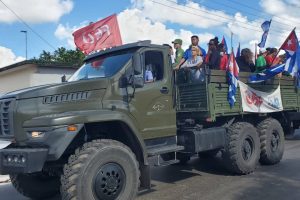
[221,36,228,54]
[248,63,285,83]
[236,42,240,57]
[258,20,271,48]
[227,51,239,107]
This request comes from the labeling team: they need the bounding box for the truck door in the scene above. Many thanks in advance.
[130,49,176,139]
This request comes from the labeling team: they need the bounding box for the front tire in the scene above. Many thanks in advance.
[257,118,284,165]
[223,122,260,174]
[61,139,139,200]
[10,172,60,199]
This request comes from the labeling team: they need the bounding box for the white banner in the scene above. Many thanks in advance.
[239,81,283,113]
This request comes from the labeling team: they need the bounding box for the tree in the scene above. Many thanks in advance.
[36,47,85,66]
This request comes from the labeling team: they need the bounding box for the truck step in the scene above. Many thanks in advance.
[147,145,184,156]
[153,158,180,167]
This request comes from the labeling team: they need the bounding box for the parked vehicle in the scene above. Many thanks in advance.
[0,41,292,200]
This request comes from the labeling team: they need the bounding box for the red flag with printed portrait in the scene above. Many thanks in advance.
[73,14,122,55]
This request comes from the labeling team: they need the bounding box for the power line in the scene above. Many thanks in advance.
[149,0,263,33]
[0,0,56,51]
[150,0,286,36]
[219,0,300,30]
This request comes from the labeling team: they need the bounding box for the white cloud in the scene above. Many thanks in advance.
[132,0,232,29]
[0,0,73,23]
[55,9,214,50]
[0,46,25,68]
[54,0,300,55]
[54,21,90,48]
[228,13,262,44]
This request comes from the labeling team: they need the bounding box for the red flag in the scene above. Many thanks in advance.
[281,29,297,52]
[73,14,122,55]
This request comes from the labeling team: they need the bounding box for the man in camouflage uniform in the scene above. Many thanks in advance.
[172,39,184,69]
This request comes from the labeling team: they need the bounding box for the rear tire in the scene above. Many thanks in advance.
[223,122,260,174]
[10,172,60,200]
[61,139,140,200]
[257,118,284,165]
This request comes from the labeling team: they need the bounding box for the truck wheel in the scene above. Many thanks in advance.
[61,139,140,200]
[257,118,284,165]
[223,122,260,174]
[10,172,60,199]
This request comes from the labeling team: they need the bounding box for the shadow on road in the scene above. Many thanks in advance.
[231,159,300,200]
[150,155,231,184]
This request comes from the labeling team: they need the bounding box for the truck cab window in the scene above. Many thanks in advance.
[144,51,164,83]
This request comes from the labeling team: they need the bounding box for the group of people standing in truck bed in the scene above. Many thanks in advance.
[165,35,286,83]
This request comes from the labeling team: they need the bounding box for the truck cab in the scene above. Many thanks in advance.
[0,41,287,200]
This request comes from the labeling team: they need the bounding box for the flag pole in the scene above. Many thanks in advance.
[271,27,296,65]
[231,32,233,49]
[255,43,257,60]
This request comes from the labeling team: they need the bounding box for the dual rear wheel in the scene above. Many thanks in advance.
[223,118,284,174]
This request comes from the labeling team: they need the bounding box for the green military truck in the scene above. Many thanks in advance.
[0,41,296,200]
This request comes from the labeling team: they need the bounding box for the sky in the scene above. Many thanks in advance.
[1,0,300,68]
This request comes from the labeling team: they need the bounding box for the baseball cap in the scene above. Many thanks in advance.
[172,39,182,45]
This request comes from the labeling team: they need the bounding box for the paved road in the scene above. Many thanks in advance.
[1,134,300,200]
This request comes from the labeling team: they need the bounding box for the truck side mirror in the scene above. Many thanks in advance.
[61,75,66,82]
[133,53,142,75]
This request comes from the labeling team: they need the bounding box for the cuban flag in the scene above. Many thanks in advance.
[236,42,240,57]
[227,51,239,107]
[248,63,285,83]
[221,36,228,54]
[248,29,300,86]
[281,30,299,75]
[258,20,271,48]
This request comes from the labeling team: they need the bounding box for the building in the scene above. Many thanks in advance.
[0,60,79,96]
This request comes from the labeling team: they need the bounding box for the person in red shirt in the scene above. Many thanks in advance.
[265,48,277,67]
[218,43,228,70]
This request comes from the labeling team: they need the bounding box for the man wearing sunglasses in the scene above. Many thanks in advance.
[175,35,206,70]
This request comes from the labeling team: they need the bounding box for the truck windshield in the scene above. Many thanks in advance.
[68,51,133,82]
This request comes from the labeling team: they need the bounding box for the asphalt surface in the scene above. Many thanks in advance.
[1,133,300,200]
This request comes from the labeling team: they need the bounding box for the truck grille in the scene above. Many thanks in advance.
[0,99,14,137]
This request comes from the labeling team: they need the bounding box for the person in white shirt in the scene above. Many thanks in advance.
[145,64,154,83]
[180,46,204,82]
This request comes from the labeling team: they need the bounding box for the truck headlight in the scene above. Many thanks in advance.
[30,131,45,138]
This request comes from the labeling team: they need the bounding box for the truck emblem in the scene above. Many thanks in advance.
[152,103,165,111]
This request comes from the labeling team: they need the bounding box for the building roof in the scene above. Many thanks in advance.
[0,60,79,73]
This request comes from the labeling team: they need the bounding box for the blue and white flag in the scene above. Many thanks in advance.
[258,20,271,48]
[221,36,228,54]
[248,63,285,83]
[227,51,239,107]
[236,42,240,57]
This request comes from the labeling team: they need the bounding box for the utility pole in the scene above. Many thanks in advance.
[20,30,27,60]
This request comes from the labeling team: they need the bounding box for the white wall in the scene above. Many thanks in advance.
[0,65,35,94]
[0,64,78,95]
[30,66,76,86]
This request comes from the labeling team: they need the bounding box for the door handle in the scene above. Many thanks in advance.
[160,87,169,94]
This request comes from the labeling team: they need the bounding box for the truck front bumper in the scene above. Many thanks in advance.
[0,148,48,175]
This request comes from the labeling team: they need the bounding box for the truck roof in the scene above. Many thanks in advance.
[84,40,168,61]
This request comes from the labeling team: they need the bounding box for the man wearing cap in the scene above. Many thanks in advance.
[255,48,267,73]
[175,35,206,70]
[172,39,184,68]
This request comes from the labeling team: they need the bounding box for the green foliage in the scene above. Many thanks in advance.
[36,47,85,66]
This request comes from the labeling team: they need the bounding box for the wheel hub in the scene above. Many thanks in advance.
[242,137,253,161]
[271,131,280,152]
[93,163,125,200]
